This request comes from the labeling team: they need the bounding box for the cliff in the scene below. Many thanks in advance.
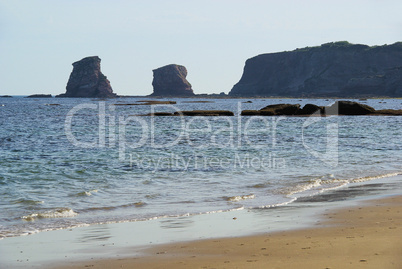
[57,56,116,98]
[151,64,194,96]
[229,41,402,97]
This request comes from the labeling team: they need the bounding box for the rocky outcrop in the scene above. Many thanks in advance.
[113,100,176,106]
[260,104,301,115]
[176,110,234,116]
[230,42,402,97]
[297,104,325,115]
[326,101,375,115]
[151,64,194,96]
[57,56,116,98]
[241,101,402,116]
[26,94,52,98]
[143,110,234,116]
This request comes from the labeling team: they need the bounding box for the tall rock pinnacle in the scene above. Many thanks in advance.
[57,56,116,98]
[151,64,195,96]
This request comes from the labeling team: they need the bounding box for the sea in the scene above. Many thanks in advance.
[0,96,401,240]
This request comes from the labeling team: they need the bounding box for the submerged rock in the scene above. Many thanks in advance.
[113,100,177,106]
[151,64,195,96]
[373,109,402,115]
[175,110,234,116]
[26,94,52,98]
[142,110,234,116]
[57,56,116,98]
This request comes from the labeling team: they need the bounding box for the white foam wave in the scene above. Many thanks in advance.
[76,189,98,196]
[21,208,78,221]
[349,172,401,183]
[283,176,349,199]
[284,172,401,200]
[227,194,255,202]
[257,197,297,209]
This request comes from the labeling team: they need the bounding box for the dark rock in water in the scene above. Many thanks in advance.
[240,101,400,116]
[174,110,234,116]
[57,56,116,98]
[230,41,402,97]
[373,109,402,115]
[144,112,175,116]
[296,104,324,115]
[26,94,52,98]
[326,101,375,115]
[113,100,177,106]
[0,95,12,98]
[241,104,300,116]
[241,110,262,116]
[140,110,234,116]
[182,101,214,103]
[151,64,194,96]
[136,100,177,105]
[260,104,301,115]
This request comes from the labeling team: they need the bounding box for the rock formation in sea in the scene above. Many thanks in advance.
[151,64,195,96]
[229,41,402,97]
[26,94,52,98]
[57,56,116,98]
[241,101,402,116]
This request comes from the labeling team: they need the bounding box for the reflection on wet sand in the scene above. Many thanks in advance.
[75,225,111,244]
[160,217,194,229]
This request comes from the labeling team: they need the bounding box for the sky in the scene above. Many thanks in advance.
[0,0,401,96]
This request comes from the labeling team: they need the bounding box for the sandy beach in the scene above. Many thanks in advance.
[48,195,401,269]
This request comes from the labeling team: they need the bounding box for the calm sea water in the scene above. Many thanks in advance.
[0,97,401,239]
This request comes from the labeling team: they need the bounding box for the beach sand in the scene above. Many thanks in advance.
[50,195,401,269]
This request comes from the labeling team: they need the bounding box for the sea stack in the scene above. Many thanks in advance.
[57,56,116,98]
[151,64,195,96]
[229,41,402,97]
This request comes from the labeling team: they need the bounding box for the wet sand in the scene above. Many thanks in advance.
[50,195,401,269]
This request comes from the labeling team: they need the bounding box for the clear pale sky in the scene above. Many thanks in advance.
[1,0,401,96]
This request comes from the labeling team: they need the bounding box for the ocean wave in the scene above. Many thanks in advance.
[74,189,98,197]
[349,172,401,183]
[80,201,147,213]
[226,194,255,202]
[12,199,44,205]
[21,208,78,221]
[257,198,297,209]
[282,172,401,199]
[283,176,349,198]
[250,183,269,188]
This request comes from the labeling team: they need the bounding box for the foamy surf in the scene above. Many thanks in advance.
[285,176,349,198]
[74,190,98,196]
[227,194,255,202]
[281,172,402,201]
[21,208,78,221]
[349,172,401,183]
